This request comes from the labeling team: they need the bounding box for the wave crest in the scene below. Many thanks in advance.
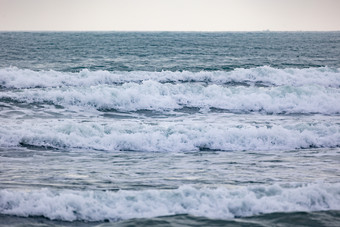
[1,66,340,88]
[1,183,339,222]
[1,119,339,152]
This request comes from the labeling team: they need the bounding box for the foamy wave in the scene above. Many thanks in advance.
[1,183,339,221]
[1,118,339,151]
[2,81,340,114]
[1,66,340,88]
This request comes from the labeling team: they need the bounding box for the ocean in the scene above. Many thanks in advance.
[0,31,340,226]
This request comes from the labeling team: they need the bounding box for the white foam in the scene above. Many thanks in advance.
[1,66,340,89]
[1,183,339,221]
[2,80,340,114]
[1,117,339,152]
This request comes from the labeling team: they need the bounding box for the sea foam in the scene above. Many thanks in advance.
[1,118,339,152]
[1,80,340,114]
[1,66,340,88]
[2,66,340,114]
[1,183,339,222]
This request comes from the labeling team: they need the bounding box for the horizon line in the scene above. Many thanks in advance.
[1,29,340,33]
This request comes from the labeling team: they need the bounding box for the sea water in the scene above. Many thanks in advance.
[0,32,340,226]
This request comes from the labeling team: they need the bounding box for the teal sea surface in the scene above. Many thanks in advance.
[1,32,340,226]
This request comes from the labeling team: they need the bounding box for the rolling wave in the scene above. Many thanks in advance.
[1,118,339,152]
[1,66,339,114]
[1,183,339,222]
[1,66,339,88]
[1,80,339,114]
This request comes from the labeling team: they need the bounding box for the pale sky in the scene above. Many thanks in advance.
[0,0,340,31]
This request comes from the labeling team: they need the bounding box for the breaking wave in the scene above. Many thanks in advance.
[1,183,339,222]
[1,118,339,152]
[1,67,340,114]
[1,66,340,88]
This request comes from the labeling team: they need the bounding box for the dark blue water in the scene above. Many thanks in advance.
[1,32,339,72]
[1,32,340,226]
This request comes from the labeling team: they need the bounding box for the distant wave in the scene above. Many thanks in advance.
[1,66,340,88]
[1,118,339,152]
[1,183,339,222]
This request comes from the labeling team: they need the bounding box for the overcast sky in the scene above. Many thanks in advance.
[1,0,340,31]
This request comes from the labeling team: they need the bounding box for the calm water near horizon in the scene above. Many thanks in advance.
[0,32,340,226]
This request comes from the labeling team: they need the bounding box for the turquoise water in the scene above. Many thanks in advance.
[0,32,340,226]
